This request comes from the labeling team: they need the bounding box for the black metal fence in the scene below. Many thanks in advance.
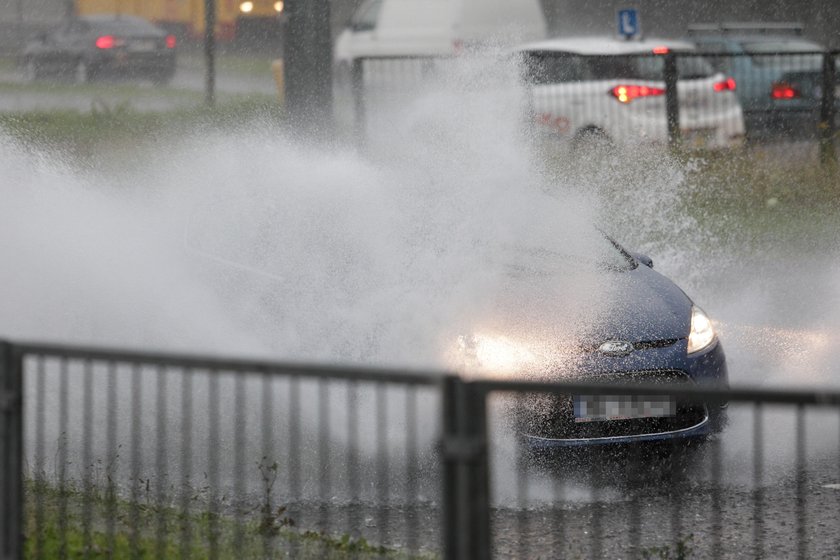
[341,50,839,163]
[4,340,840,558]
[0,341,443,559]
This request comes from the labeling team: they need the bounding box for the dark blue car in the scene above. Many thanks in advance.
[486,236,729,448]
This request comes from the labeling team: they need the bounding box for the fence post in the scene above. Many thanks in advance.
[351,59,366,147]
[203,0,216,107]
[819,51,837,166]
[441,376,491,560]
[0,342,23,560]
[664,52,680,149]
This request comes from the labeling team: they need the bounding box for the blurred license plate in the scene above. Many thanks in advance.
[129,40,156,52]
[573,394,675,423]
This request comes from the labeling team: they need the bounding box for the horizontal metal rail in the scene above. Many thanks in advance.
[11,340,444,386]
[474,377,840,406]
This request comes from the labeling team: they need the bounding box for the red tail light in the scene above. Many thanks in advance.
[165,34,177,49]
[95,35,115,49]
[713,77,736,92]
[771,82,800,99]
[611,84,666,103]
[652,46,670,55]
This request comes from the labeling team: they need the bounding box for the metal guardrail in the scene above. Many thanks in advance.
[4,339,840,558]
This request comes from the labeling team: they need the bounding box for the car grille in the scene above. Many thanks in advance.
[515,370,707,440]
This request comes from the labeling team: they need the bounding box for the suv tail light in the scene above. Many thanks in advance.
[611,84,665,103]
[771,82,801,99]
[713,77,736,92]
[165,34,177,49]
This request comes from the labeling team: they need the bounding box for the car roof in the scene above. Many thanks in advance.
[79,14,157,25]
[686,22,825,48]
[517,36,696,55]
[74,14,164,33]
[687,22,806,35]
[691,34,823,47]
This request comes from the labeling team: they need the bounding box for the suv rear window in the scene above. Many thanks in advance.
[522,53,585,83]
[615,55,715,80]
[524,52,715,83]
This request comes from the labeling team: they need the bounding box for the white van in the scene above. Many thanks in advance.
[334,0,547,63]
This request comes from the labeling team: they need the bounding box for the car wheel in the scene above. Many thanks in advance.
[74,59,90,84]
[571,126,614,155]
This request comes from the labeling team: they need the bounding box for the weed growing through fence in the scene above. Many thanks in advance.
[640,534,695,560]
[255,457,294,536]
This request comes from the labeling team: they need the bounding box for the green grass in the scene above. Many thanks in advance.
[177,50,280,77]
[0,78,204,100]
[540,139,840,254]
[0,99,286,168]
[23,479,434,559]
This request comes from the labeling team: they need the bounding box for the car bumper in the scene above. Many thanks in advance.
[516,339,729,448]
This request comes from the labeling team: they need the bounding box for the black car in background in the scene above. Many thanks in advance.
[20,15,177,85]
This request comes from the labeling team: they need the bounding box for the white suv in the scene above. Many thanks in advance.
[517,37,746,150]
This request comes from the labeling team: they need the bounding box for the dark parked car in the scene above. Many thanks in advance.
[20,14,177,85]
[688,23,839,139]
[454,234,729,448]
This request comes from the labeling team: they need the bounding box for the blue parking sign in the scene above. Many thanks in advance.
[617,8,640,39]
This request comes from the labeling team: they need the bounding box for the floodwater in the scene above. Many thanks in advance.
[2,51,840,557]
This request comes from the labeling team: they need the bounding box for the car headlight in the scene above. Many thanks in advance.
[687,305,716,354]
[455,334,537,377]
[239,1,254,13]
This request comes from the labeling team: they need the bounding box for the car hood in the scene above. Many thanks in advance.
[467,261,694,348]
[582,263,692,345]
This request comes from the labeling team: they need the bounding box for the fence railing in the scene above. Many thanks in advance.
[4,339,840,559]
[0,340,443,560]
[341,50,840,163]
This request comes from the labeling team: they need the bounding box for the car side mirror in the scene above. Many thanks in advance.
[632,253,654,268]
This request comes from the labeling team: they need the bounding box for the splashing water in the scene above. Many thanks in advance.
[4,51,840,510]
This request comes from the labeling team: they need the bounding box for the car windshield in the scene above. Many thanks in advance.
[496,235,635,280]
[89,18,162,34]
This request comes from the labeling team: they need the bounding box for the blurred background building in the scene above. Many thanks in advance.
[0,0,837,54]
